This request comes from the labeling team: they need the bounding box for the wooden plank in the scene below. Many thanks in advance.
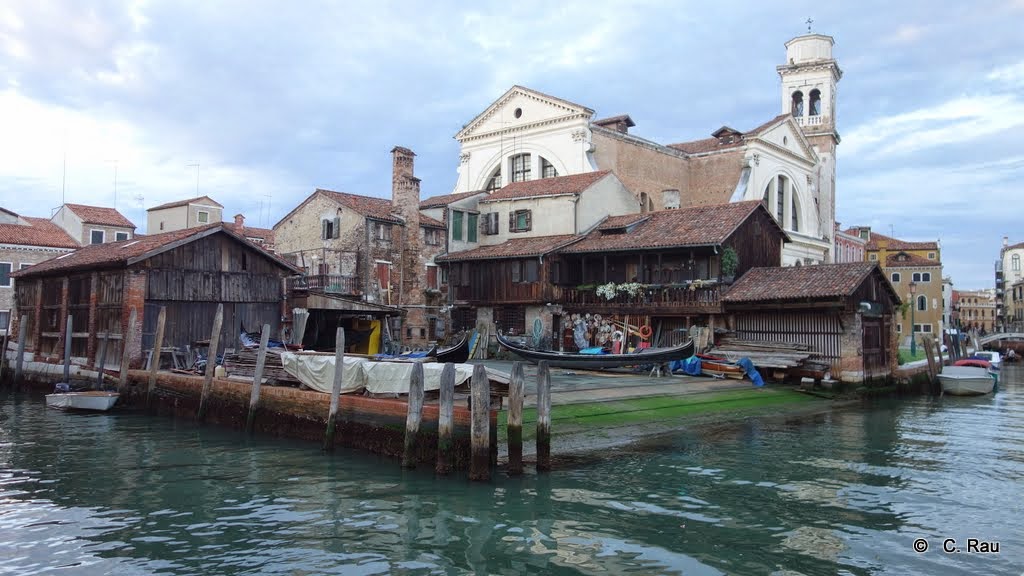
[118,307,137,394]
[197,303,224,421]
[323,327,345,451]
[14,314,27,383]
[435,363,455,475]
[507,361,525,476]
[245,323,271,435]
[469,363,490,482]
[401,362,425,469]
[536,359,552,472]
[146,306,167,407]
[94,333,108,390]
[922,335,937,382]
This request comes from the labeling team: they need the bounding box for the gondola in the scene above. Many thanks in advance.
[436,333,470,364]
[496,331,695,370]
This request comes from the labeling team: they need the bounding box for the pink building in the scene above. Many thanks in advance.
[834,222,867,263]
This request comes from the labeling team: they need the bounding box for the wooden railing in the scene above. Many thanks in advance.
[452,282,557,304]
[561,284,722,313]
[286,275,361,296]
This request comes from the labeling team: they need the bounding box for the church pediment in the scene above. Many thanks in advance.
[749,117,818,164]
[455,86,594,141]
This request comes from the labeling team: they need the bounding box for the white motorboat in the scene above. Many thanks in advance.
[937,366,996,396]
[45,390,120,411]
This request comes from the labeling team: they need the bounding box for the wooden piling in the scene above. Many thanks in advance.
[435,363,455,475]
[94,333,109,390]
[402,362,425,468]
[507,361,525,476]
[536,359,551,472]
[923,335,937,383]
[245,323,271,435]
[118,307,137,394]
[0,319,9,381]
[146,306,166,408]
[62,315,72,383]
[323,327,345,451]
[14,315,27,384]
[197,303,224,422]
[469,363,490,482]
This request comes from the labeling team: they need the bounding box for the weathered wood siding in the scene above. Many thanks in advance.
[450,259,558,305]
[733,311,844,363]
[144,235,282,303]
[723,208,784,277]
[141,301,281,353]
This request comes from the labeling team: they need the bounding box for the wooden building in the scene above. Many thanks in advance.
[722,262,901,382]
[10,224,297,369]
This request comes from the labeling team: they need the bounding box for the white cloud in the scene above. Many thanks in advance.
[885,24,928,45]
[987,60,1024,86]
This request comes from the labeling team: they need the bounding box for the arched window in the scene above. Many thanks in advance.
[540,157,558,179]
[638,192,653,213]
[809,89,822,116]
[485,167,502,192]
[891,272,901,283]
[1014,254,1021,271]
[790,195,799,231]
[791,91,804,117]
[776,176,787,221]
[511,153,531,182]
[917,295,927,312]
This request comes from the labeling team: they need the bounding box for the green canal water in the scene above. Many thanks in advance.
[1,369,1022,575]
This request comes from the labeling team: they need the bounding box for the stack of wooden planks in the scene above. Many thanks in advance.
[224,347,300,386]
[708,337,814,370]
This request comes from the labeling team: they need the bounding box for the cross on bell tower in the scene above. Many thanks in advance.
[806,17,813,33]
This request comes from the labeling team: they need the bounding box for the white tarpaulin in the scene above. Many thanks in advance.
[281,352,476,395]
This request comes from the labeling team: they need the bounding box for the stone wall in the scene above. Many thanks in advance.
[1,247,74,334]
[591,130,689,211]
[686,150,745,207]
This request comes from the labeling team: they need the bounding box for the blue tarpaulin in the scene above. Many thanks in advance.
[735,357,765,387]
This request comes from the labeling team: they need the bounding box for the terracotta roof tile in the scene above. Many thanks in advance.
[592,114,635,128]
[437,234,580,262]
[317,189,405,224]
[722,262,884,303]
[482,171,611,202]
[855,230,939,252]
[234,225,274,242]
[562,201,779,253]
[0,217,79,249]
[64,204,136,228]
[12,224,296,278]
[668,114,789,155]
[420,214,445,229]
[1003,241,1024,252]
[419,190,487,209]
[147,195,224,211]
[884,252,941,268]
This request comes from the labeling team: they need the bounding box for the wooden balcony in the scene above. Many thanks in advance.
[286,274,361,296]
[560,284,723,315]
[451,282,557,305]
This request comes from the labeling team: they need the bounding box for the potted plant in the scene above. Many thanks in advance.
[720,246,739,283]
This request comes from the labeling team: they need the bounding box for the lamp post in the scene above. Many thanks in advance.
[909,281,918,356]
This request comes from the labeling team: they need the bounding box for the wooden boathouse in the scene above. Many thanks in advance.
[9,224,298,369]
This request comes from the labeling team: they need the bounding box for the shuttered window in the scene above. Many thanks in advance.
[467,213,478,243]
[452,210,463,241]
[509,209,532,233]
[426,265,438,289]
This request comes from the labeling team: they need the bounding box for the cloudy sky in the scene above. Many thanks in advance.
[1,0,1021,288]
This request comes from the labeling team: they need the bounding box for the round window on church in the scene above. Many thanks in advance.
[783,136,788,145]
[514,108,522,119]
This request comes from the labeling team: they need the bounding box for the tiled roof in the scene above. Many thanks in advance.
[147,195,224,211]
[592,114,635,128]
[12,224,296,278]
[0,217,79,249]
[668,114,789,155]
[64,204,136,228]
[420,214,445,229]
[317,189,405,224]
[856,230,939,252]
[437,234,580,262]
[597,213,650,231]
[562,201,780,253]
[235,225,274,242]
[482,171,611,202]
[723,262,886,303]
[419,190,487,209]
[885,252,940,268]
[1003,241,1024,252]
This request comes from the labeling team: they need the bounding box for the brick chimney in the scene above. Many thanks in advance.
[391,147,421,232]
[234,213,245,231]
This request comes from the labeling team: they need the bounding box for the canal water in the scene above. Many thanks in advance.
[1,369,1021,575]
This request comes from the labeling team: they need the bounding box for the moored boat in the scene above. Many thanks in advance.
[45,390,120,411]
[436,333,470,364]
[937,365,996,396]
[497,331,694,370]
[696,354,746,379]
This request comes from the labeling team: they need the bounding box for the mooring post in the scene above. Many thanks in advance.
[536,359,551,472]
[62,315,73,383]
[118,307,137,394]
[14,315,27,385]
[323,327,345,451]
[95,333,109,390]
[197,303,224,422]
[146,306,167,408]
[245,323,271,435]
[0,319,9,382]
[469,363,490,482]
[507,361,525,476]
[436,363,455,475]
[402,362,425,469]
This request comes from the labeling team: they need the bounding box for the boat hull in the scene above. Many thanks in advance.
[45,391,120,411]
[937,366,995,396]
[497,332,694,370]
[436,334,470,364]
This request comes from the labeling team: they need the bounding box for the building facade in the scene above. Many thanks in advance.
[955,289,997,333]
[834,222,866,263]
[996,237,1024,331]
[51,203,136,245]
[147,196,224,233]
[447,32,841,266]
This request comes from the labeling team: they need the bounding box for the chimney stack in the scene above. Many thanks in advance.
[1004,235,1009,248]
[234,213,245,231]
[391,146,421,230]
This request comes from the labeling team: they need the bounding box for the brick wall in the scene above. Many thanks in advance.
[1,247,74,330]
[686,150,746,207]
[592,131,690,211]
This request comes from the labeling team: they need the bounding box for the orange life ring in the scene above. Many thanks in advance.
[638,325,653,339]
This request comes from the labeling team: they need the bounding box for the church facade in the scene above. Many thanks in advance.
[450,33,841,266]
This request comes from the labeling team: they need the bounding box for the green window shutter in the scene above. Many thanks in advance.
[467,213,478,243]
[452,211,463,241]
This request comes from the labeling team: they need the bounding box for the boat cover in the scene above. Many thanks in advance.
[280,353,476,394]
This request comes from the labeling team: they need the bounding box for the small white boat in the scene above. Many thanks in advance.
[937,366,996,396]
[45,390,120,411]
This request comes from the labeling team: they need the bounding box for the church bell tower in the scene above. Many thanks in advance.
[778,31,841,261]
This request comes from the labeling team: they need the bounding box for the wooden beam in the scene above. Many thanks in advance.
[118,307,137,394]
[245,323,271,435]
[402,362,425,469]
[146,306,166,408]
[197,303,224,421]
[507,361,525,476]
[323,327,345,451]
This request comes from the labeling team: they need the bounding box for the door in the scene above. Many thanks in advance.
[862,316,888,379]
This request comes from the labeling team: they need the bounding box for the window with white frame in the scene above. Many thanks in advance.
[197,211,209,223]
[917,295,927,312]
[869,253,877,261]
[540,157,558,178]
[0,262,11,287]
[511,153,531,182]
[891,272,901,282]
[115,231,129,241]
[928,252,936,260]
[0,309,9,332]
[90,229,105,244]
[1014,254,1021,271]
[912,272,921,282]
[922,272,931,282]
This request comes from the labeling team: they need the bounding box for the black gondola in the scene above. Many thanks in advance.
[496,331,694,370]
[436,333,470,364]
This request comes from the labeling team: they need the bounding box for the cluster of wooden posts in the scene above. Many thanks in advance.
[2,303,554,480]
[919,333,959,394]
